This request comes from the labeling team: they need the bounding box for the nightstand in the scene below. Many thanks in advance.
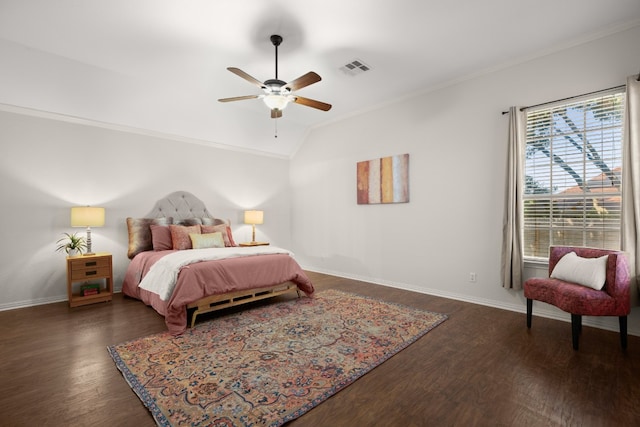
[66,252,113,307]
[239,242,270,247]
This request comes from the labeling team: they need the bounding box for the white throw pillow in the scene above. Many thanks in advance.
[550,251,608,290]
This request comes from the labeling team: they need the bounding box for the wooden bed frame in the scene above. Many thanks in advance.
[145,191,302,328]
[187,282,301,327]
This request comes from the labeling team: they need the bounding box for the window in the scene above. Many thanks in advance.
[523,90,625,259]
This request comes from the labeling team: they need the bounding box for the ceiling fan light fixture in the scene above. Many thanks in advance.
[263,94,289,110]
[263,79,287,93]
[219,34,331,119]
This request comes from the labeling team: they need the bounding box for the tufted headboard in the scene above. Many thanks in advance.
[126,191,227,259]
[146,191,215,221]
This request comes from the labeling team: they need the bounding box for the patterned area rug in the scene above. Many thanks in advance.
[108,289,447,426]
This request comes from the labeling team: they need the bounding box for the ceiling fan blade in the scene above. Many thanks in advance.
[271,109,283,119]
[285,72,321,91]
[227,67,264,88]
[218,95,260,103]
[293,96,332,111]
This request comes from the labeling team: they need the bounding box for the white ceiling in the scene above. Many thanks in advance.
[1,0,639,157]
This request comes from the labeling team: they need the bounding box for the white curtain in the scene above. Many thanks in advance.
[622,74,640,304]
[501,107,525,289]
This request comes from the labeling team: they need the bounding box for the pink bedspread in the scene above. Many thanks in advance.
[122,250,314,334]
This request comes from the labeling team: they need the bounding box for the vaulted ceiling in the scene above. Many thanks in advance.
[1,0,639,157]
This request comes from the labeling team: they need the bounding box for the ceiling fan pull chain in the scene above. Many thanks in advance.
[274,116,278,138]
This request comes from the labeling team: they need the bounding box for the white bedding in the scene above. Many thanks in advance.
[138,246,293,301]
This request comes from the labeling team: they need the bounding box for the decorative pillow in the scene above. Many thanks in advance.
[179,218,203,226]
[201,224,237,247]
[150,224,173,251]
[177,217,227,226]
[169,225,200,250]
[126,217,172,259]
[550,252,609,290]
[225,226,237,247]
[200,217,217,226]
[190,232,225,249]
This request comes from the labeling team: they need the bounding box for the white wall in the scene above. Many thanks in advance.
[0,110,292,309]
[291,25,640,334]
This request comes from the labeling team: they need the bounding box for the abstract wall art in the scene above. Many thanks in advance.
[357,153,409,204]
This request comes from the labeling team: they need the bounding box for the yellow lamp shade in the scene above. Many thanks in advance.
[71,206,105,227]
[244,210,264,225]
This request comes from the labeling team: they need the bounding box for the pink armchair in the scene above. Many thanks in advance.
[524,246,631,350]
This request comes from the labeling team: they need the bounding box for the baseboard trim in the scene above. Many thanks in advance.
[0,295,67,311]
[4,269,636,338]
[0,288,123,312]
[303,266,640,337]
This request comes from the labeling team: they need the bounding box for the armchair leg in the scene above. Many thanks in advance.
[571,314,581,350]
[526,299,532,328]
[619,316,628,350]
[578,315,582,334]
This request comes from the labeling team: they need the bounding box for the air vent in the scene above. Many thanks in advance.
[339,59,372,76]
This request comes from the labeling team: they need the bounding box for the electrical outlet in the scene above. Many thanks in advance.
[469,272,477,283]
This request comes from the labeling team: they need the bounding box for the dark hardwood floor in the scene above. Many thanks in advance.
[1,271,639,426]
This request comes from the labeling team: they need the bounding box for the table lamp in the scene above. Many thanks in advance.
[244,210,264,244]
[71,206,105,255]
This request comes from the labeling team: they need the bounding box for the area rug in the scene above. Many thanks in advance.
[108,289,447,426]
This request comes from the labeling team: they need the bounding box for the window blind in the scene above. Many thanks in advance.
[523,90,625,259]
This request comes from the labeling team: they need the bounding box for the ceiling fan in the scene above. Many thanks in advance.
[218,34,332,119]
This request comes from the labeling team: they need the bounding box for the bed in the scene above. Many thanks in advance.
[121,191,314,334]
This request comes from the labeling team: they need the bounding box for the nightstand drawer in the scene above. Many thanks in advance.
[70,266,111,281]
[68,257,110,271]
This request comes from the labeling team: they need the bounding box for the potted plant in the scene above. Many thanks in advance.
[55,232,87,256]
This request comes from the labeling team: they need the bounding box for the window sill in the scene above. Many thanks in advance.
[524,257,549,268]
